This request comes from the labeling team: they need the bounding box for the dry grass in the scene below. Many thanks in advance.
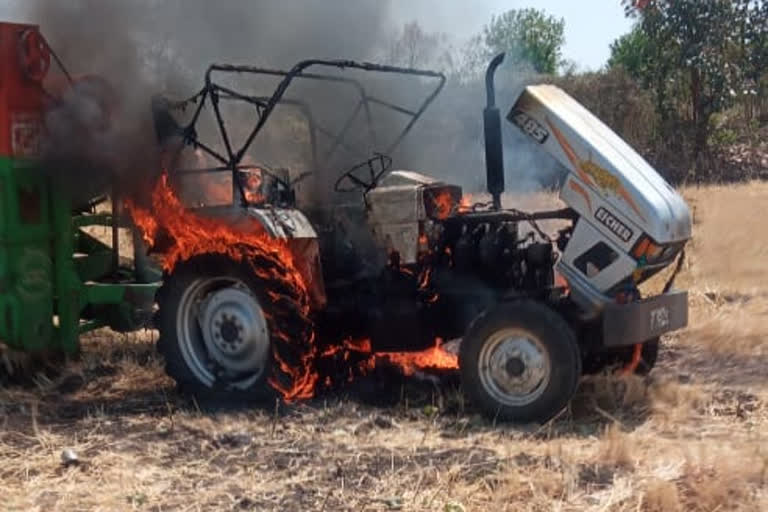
[2,182,768,511]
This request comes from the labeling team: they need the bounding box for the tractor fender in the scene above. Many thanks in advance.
[245,207,327,309]
[245,207,318,239]
[186,206,326,308]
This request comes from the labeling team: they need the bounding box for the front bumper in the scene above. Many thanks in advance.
[602,290,688,347]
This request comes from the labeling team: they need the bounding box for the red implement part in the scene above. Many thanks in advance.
[0,22,50,159]
[18,28,50,83]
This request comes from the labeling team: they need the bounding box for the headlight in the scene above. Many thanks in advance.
[631,235,676,265]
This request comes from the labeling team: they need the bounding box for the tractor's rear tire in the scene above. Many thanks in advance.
[155,253,314,401]
[459,300,581,424]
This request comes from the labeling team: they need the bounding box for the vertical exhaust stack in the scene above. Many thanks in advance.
[484,53,506,211]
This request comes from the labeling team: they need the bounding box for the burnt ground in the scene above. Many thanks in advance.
[2,184,768,511]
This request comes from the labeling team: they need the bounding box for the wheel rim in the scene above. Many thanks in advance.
[176,277,270,390]
[477,328,552,407]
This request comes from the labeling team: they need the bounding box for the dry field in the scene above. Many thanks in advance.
[2,183,768,511]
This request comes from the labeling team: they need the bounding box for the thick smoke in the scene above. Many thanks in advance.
[24,0,396,204]
[23,0,564,207]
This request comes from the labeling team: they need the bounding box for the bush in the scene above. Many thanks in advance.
[550,67,657,155]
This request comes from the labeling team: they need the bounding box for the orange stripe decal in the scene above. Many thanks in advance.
[546,116,645,222]
[546,117,594,186]
[569,180,592,212]
[618,187,646,221]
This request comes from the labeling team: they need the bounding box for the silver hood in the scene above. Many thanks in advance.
[509,84,691,244]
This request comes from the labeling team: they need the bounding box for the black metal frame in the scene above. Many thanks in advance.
[164,59,446,206]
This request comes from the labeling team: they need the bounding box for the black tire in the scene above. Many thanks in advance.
[155,252,314,401]
[459,300,581,423]
[581,337,660,376]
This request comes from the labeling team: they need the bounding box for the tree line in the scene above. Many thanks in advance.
[386,1,768,184]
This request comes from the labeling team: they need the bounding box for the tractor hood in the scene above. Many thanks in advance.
[508,85,691,245]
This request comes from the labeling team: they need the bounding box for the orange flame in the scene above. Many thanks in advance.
[241,168,266,204]
[127,174,317,401]
[127,174,294,274]
[431,190,455,220]
[128,174,461,402]
[319,336,458,382]
[418,232,429,253]
[378,338,458,375]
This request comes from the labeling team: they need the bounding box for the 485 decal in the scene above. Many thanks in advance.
[508,110,549,144]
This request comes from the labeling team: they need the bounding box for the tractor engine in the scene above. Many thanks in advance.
[433,207,556,294]
[358,170,561,349]
[366,170,558,294]
[368,171,551,286]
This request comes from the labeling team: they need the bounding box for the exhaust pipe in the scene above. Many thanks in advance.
[484,52,505,211]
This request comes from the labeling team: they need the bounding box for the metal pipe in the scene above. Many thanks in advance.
[485,53,506,109]
[440,208,577,227]
[111,184,119,272]
[483,53,506,211]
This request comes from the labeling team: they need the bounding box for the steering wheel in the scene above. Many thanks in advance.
[333,154,393,193]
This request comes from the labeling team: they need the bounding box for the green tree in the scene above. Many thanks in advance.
[481,8,566,75]
[607,25,651,83]
[740,0,768,120]
[622,0,744,162]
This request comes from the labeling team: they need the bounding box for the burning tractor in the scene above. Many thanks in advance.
[0,21,691,423]
[142,54,691,422]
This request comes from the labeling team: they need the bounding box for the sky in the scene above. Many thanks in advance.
[392,0,634,71]
[0,1,633,71]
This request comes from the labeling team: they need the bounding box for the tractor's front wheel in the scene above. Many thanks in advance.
[459,300,581,423]
[155,253,313,401]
